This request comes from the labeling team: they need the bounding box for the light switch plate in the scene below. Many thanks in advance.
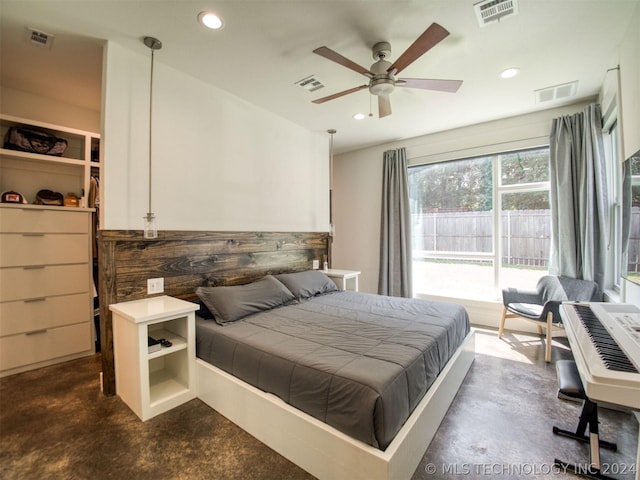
[147,277,164,294]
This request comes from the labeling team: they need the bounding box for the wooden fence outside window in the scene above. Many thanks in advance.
[411,209,640,271]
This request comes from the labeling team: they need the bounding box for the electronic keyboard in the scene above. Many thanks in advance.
[559,302,640,410]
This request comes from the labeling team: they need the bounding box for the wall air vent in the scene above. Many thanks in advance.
[535,81,578,104]
[26,27,54,48]
[295,75,325,92]
[474,0,519,27]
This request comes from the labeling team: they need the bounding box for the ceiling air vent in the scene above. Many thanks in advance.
[26,27,54,48]
[535,81,578,104]
[474,0,519,27]
[295,75,325,93]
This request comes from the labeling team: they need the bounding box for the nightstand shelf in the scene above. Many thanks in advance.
[110,296,198,421]
[149,369,189,408]
[147,328,187,359]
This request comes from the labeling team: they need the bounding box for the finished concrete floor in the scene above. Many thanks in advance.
[1,327,638,479]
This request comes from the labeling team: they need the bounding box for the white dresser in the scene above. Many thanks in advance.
[0,204,95,376]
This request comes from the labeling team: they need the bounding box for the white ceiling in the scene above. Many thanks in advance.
[0,0,637,154]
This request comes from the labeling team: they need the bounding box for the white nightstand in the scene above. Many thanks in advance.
[110,296,199,421]
[324,269,361,292]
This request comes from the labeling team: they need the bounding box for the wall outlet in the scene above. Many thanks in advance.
[147,277,164,294]
[312,260,320,269]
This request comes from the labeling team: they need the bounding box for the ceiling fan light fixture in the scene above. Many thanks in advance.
[198,11,224,30]
[500,67,520,79]
[370,78,394,96]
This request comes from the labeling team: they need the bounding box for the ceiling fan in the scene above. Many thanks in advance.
[312,22,462,118]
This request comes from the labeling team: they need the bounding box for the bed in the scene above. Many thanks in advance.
[194,270,475,480]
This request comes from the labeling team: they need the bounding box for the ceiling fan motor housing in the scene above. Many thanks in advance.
[369,58,395,96]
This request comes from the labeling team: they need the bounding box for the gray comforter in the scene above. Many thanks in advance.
[196,291,470,450]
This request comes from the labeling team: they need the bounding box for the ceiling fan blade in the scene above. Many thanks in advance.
[397,78,463,93]
[378,95,392,118]
[312,84,368,104]
[387,23,450,75]
[313,46,373,77]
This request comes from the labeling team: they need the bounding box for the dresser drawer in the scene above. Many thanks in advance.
[0,322,92,371]
[0,264,90,302]
[0,233,89,267]
[0,293,91,336]
[0,207,89,233]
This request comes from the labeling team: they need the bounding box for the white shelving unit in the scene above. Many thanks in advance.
[0,113,100,208]
[110,296,198,421]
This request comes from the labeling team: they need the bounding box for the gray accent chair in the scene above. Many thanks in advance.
[498,276,601,362]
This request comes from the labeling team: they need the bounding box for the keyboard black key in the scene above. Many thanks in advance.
[572,305,638,373]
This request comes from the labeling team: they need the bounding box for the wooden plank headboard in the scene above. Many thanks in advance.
[98,230,329,395]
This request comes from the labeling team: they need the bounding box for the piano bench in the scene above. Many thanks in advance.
[556,359,586,400]
[553,361,619,480]
[552,360,617,451]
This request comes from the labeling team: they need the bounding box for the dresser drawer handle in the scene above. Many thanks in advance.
[23,265,45,270]
[22,233,45,237]
[24,297,46,303]
[25,329,47,336]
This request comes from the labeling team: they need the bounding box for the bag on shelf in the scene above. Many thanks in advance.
[4,125,68,156]
[34,189,64,206]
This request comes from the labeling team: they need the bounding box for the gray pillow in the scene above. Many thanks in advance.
[196,275,296,325]
[275,270,338,299]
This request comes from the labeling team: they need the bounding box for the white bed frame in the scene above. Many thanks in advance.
[196,329,475,480]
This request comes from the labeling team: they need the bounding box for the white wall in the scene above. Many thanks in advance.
[616,3,640,304]
[619,1,640,159]
[0,86,100,132]
[102,41,329,232]
[333,101,592,299]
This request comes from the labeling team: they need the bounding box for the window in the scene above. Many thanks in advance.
[603,121,623,290]
[602,120,640,292]
[498,149,551,292]
[409,147,550,300]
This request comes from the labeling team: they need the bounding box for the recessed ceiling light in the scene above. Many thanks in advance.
[500,67,520,79]
[353,113,366,120]
[198,11,224,30]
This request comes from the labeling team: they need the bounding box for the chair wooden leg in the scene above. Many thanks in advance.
[545,311,553,363]
[498,307,507,338]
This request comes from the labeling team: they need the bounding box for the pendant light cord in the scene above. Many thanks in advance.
[148,48,155,214]
[143,35,162,215]
[327,129,336,225]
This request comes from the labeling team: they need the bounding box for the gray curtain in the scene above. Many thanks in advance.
[549,103,609,288]
[379,147,413,297]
